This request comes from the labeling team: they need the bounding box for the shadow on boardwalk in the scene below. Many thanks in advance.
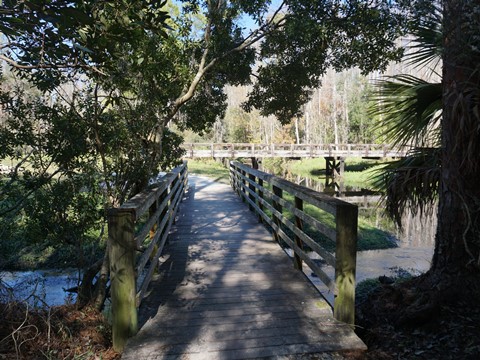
[122,176,366,360]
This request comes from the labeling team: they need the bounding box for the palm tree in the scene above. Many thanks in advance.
[369,1,480,323]
[371,4,442,225]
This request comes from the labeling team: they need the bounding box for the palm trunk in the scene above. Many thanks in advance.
[428,0,480,297]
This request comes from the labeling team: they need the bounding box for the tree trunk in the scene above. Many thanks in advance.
[305,112,310,144]
[428,0,480,298]
[332,79,339,145]
[76,258,103,309]
[294,117,300,144]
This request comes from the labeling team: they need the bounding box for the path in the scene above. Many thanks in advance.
[122,176,366,360]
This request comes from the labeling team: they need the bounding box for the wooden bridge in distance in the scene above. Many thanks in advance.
[113,162,367,359]
[182,142,408,159]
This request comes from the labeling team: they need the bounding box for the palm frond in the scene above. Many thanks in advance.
[371,74,442,148]
[405,4,443,71]
[372,147,441,227]
[370,6,443,227]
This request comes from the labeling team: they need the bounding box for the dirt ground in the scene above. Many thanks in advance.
[353,279,480,360]
[0,303,119,360]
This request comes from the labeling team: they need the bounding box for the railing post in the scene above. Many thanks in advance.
[334,204,358,326]
[229,162,235,189]
[293,196,304,270]
[248,172,256,212]
[232,163,241,196]
[170,170,180,225]
[149,197,158,251]
[258,178,264,223]
[241,168,247,202]
[108,209,138,352]
[272,184,283,243]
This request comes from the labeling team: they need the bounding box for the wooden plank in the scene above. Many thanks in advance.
[121,174,174,220]
[232,161,355,216]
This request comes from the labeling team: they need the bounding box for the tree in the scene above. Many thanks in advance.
[432,0,480,298]
[369,0,480,323]
[1,0,178,308]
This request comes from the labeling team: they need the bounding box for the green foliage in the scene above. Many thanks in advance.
[225,108,257,143]
[371,75,442,148]
[347,78,377,144]
[159,129,186,171]
[370,5,443,226]
[244,0,412,123]
[373,148,441,226]
[1,0,170,90]
[355,278,381,305]
[187,159,230,184]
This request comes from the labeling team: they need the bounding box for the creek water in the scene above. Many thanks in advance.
[0,269,79,307]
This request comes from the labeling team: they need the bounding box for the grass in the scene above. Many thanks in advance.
[283,157,390,188]
[355,267,419,305]
[278,157,398,250]
[0,235,106,271]
[186,159,230,184]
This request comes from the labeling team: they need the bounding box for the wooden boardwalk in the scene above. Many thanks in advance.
[182,142,408,159]
[122,176,366,360]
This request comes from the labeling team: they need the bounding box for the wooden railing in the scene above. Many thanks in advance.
[107,162,188,351]
[184,143,408,159]
[230,161,358,325]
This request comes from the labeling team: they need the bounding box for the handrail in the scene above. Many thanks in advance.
[183,142,408,158]
[229,161,358,325]
[107,162,188,351]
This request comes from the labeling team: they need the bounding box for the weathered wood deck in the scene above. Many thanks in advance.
[121,176,366,360]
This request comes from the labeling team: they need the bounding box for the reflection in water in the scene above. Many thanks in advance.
[0,269,78,307]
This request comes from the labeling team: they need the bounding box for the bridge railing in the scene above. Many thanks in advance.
[230,161,358,325]
[107,162,188,351]
[183,142,408,158]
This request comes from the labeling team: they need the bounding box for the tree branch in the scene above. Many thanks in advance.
[0,55,107,76]
[162,1,287,125]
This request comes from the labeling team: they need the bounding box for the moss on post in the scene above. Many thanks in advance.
[108,209,138,352]
[334,204,358,325]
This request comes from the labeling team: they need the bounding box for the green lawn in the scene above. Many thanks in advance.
[186,159,230,184]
